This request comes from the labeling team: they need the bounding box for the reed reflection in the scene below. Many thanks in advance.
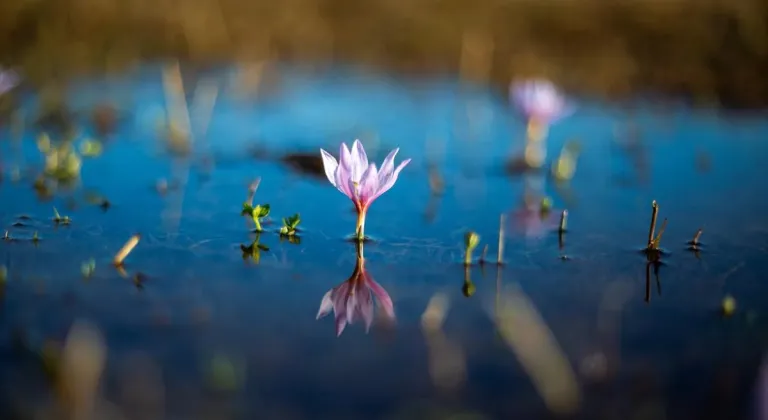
[317,242,395,337]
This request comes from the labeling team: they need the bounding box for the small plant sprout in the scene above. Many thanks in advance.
[113,234,141,266]
[250,204,270,232]
[52,207,71,225]
[464,231,480,266]
[81,259,96,278]
[240,234,269,264]
[462,266,476,298]
[690,228,703,246]
[31,231,40,244]
[320,140,411,241]
[279,214,301,236]
[479,245,489,265]
[539,197,553,217]
[721,295,736,317]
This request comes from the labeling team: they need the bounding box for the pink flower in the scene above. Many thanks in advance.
[0,69,20,96]
[316,256,395,337]
[320,140,410,240]
[510,79,572,124]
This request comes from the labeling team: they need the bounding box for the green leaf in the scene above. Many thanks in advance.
[257,244,270,251]
[241,203,253,216]
[257,204,270,218]
[282,217,289,227]
[289,213,301,228]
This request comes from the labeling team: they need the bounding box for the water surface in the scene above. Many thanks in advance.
[1,65,768,419]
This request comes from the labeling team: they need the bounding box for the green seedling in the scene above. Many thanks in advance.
[279,214,301,236]
[52,207,71,225]
[464,231,480,266]
[81,259,96,279]
[249,204,270,232]
[540,196,553,216]
[240,234,269,264]
[31,231,40,245]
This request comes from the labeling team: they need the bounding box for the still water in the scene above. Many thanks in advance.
[1,64,768,419]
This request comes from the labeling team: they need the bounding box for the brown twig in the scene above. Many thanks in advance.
[691,228,703,245]
[113,234,141,266]
[652,218,668,249]
[647,200,658,249]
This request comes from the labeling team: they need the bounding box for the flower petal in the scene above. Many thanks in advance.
[358,164,379,205]
[377,148,399,184]
[317,290,334,319]
[371,158,410,202]
[320,149,339,188]
[339,143,352,172]
[350,140,369,182]
[334,159,353,198]
[360,289,374,332]
[334,310,348,336]
[366,276,394,320]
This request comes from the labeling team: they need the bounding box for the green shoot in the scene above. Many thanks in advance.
[52,207,71,225]
[464,231,480,266]
[279,213,301,236]
[81,259,96,278]
[250,204,270,232]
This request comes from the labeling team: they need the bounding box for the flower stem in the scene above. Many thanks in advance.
[356,211,366,241]
[253,217,262,232]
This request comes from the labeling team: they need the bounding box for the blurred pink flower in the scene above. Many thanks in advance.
[510,79,572,124]
[510,203,560,239]
[316,256,395,337]
[320,140,410,240]
[0,69,20,96]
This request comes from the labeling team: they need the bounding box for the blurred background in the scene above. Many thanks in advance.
[1,0,768,108]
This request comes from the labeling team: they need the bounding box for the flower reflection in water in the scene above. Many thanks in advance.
[317,242,395,336]
[510,173,560,240]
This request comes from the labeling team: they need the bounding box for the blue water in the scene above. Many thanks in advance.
[1,64,768,419]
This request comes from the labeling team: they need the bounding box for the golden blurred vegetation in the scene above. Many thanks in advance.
[0,0,767,107]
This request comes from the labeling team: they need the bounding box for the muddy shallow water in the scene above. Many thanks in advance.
[1,65,768,419]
